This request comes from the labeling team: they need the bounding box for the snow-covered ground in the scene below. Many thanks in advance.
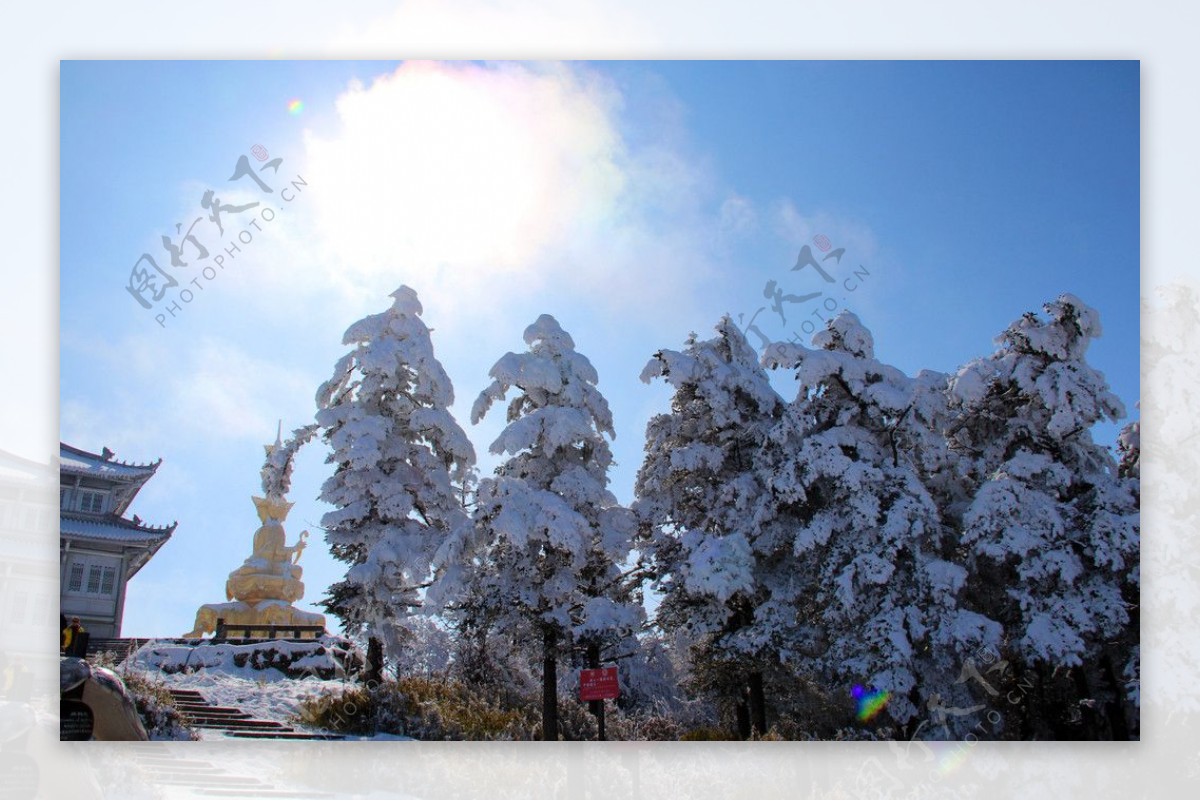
[120,639,407,740]
[151,669,352,734]
[146,668,413,741]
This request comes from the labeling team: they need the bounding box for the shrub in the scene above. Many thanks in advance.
[390,676,536,740]
[630,713,682,741]
[297,674,746,741]
[121,671,199,741]
[294,686,378,735]
[295,676,540,740]
[679,725,732,741]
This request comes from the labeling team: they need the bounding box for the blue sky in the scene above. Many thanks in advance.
[60,60,1139,637]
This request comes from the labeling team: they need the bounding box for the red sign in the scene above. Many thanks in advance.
[579,667,619,701]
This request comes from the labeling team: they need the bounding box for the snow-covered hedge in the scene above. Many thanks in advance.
[128,637,362,681]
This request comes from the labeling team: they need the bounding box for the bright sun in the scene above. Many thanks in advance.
[305,62,625,282]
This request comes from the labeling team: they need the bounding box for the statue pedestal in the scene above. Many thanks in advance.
[226,574,305,605]
[132,636,364,680]
[184,600,325,640]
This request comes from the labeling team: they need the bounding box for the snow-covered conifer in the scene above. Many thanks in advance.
[1117,420,1140,481]
[947,294,1138,737]
[761,311,978,733]
[314,286,476,662]
[465,314,640,739]
[260,423,318,498]
[635,316,786,735]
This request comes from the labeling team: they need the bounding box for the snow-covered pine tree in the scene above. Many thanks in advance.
[946,294,1138,738]
[760,311,981,735]
[1095,418,1140,732]
[465,314,640,740]
[635,316,787,736]
[314,286,476,673]
[1117,420,1139,481]
[260,423,318,499]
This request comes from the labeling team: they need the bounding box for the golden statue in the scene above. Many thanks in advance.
[183,430,326,639]
[223,495,309,604]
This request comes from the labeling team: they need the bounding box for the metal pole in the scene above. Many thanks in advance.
[587,642,605,741]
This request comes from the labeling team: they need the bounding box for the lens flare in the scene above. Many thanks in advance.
[288,99,304,115]
[852,684,891,722]
[936,742,974,776]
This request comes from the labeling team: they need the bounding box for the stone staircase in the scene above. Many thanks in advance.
[85,637,152,660]
[168,688,343,741]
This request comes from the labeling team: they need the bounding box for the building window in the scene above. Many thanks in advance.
[78,491,105,514]
[100,566,116,595]
[86,565,102,594]
[66,559,120,596]
[68,563,84,592]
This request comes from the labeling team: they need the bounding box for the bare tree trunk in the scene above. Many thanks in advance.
[587,641,606,741]
[735,687,751,740]
[748,671,767,737]
[1102,653,1131,740]
[542,625,559,741]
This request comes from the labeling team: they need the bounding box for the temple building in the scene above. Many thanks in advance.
[59,443,176,638]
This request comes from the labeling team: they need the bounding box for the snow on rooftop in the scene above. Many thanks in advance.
[59,444,159,479]
[60,514,173,543]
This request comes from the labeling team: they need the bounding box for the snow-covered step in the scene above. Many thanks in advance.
[165,687,343,740]
[171,704,256,719]
[190,720,289,730]
[85,637,152,659]
[223,730,345,740]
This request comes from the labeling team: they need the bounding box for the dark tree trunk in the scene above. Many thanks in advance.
[587,641,606,741]
[1071,666,1099,738]
[748,670,767,737]
[364,636,384,686]
[542,625,559,741]
[736,687,751,740]
[1102,653,1132,740]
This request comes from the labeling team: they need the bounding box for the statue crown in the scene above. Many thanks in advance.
[252,494,294,524]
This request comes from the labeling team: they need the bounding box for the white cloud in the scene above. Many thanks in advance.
[60,332,177,457]
[773,199,880,262]
[62,333,321,451]
[166,338,320,441]
[719,193,759,240]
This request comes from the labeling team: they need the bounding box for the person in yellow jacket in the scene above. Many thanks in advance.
[61,617,86,654]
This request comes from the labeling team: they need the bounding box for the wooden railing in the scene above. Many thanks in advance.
[213,619,326,641]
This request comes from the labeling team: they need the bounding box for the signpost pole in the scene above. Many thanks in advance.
[579,663,619,739]
[587,643,605,741]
